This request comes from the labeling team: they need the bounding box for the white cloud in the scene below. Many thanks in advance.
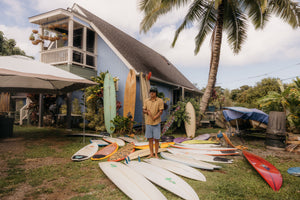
[0,25,40,58]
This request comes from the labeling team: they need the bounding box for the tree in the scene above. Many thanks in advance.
[258,78,300,133]
[0,31,28,57]
[138,0,300,116]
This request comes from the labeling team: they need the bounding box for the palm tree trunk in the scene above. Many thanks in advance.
[200,3,224,116]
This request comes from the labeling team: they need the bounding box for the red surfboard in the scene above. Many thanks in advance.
[243,150,282,191]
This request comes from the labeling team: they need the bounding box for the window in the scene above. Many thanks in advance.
[73,28,83,49]
[73,50,83,63]
[86,29,95,53]
[86,54,94,66]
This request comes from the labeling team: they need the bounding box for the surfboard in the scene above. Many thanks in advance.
[181,140,219,144]
[243,150,282,191]
[99,162,167,200]
[185,102,196,138]
[91,143,118,161]
[67,132,110,137]
[127,148,167,160]
[161,106,181,135]
[171,144,236,151]
[118,136,138,143]
[145,158,206,182]
[287,167,300,176]
[168,147,239,156]
[103,137,125,147]
[108,143,135,162]
[90,139,109,146]
[160,152,221,170]
[126,161,199,200]
[140,72,150,119]
[135,142,175,150]
[193,134,210,140]
[123,69,136,119]
[167,148,233,164]
[173,137,191,143]
[71,142,98,161]
[178,143,221,148]
[104,73,116,134]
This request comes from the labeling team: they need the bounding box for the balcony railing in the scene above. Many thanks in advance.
[41,47,68,64]
[41,46,96,69]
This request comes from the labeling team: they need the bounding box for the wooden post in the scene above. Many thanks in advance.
[66,92,72,130]
[38,94,43,127]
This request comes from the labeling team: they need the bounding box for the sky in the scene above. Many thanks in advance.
[0,0,299,90]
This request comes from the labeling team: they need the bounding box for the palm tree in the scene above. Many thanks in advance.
[138,0,300,115]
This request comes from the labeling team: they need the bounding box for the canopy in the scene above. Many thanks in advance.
[223,107,269,124]
[0,56,97,93]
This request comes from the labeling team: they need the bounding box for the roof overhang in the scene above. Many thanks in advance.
[29,8,72,25]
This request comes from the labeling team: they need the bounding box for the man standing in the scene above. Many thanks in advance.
[143,87,164,158]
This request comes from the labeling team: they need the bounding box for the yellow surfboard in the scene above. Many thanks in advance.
[123,69,136,120]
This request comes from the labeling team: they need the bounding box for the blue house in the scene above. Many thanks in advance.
[29,4,201,125]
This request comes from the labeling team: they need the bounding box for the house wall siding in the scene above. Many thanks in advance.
[96,35,172,124]
[96,35,129,116]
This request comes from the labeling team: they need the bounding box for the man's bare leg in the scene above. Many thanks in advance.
[147,138,154,158]
[154,139,159,158]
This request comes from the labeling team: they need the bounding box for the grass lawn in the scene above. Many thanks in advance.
[0,126,299,200]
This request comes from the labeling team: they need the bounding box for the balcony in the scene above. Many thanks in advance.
[41,46,96,69]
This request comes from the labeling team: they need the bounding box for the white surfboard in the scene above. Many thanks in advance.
[160,152,221,170]
[103,137,125,147]
[171,144,237,151]
[144,158,206,182]
[185,102,196,138]
[178,143,221,148]
[118,136,138,143]
[134,142,150,146]
[167,148,233,164]
[90,139,108,146]
[168,147,239,156]
[99,162,166,200]
[127,148,167,160]
[127,161,199,200]
[71,142,98,161]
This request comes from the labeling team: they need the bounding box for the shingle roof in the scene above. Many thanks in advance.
[73,4,199,92]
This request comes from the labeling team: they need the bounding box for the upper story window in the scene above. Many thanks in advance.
[73,28,83,49]
[86,29,95,53]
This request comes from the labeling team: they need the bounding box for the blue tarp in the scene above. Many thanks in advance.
[223,107,269,124]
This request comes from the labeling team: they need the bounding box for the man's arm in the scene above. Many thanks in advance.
[152,110,163,120]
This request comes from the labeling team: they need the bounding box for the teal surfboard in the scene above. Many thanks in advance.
[287,167,300,176]
[104,73,116,134]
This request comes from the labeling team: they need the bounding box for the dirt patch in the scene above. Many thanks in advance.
[23,157,69,170]
[2,183,32,200]
[0,137,26,152]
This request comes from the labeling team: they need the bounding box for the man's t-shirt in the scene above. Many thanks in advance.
[143,97,164,125]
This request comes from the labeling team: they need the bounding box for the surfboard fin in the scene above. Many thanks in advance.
[138,156,141,162]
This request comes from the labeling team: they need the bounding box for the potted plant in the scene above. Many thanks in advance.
[29,33,35,41]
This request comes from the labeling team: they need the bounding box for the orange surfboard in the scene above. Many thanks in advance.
[123,69,136,120]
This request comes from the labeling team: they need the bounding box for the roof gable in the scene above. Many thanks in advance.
[73,4,199,91]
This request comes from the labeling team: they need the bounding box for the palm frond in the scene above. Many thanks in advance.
[139,3,173,33]
[268,0,300,28]
[194,1,217,54]
[172,0,208,47]
[139,0,191,33]
[223,1,248,54]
